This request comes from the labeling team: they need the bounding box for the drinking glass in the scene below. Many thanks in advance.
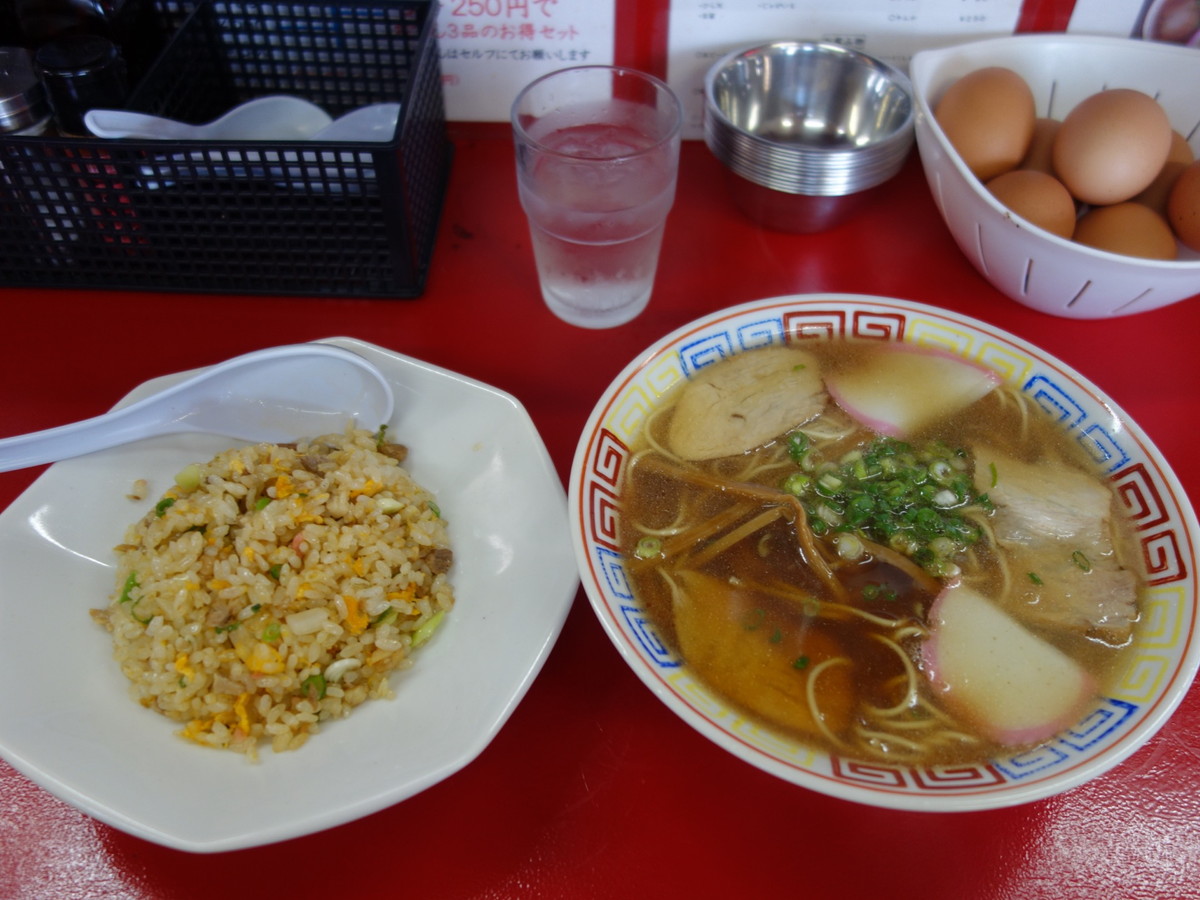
[512,65,682,329]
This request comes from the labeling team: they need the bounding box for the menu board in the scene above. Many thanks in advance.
[667,0,1024,139]
[436,0,616,122]
[432,1,1196,128]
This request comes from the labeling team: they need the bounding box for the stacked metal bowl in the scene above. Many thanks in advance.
[704,41,916,232]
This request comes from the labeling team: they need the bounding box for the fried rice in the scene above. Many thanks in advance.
[91,426,454,760]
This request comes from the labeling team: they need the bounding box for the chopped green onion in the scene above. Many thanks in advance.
[118,571,139,604]
[374,424,389,450]
[428,501,441,518]
[268,564,283,581]
[214,622,240,634]
[261,622,282,644]
[929,460,953,484]
[833,533,865,560]
[377,496,404,515]
[931,489,959,508]
[817,473,844,493]
[118,572,151,623]
[862,583,897,602]
[785,431,809,464]
[815,503,842,526]
[792,655,810,670]
[301,673,327,701]
[1072,550,1092,573]
[372,607,399,626]
[173,463,203,491]
[782,472,811,496]
[411,610,445,648]
[788,436,989,577]
[254,497,272,511]
[1028,572,1044,586]
[154,497,175,517]
[634,536,663,559]
[840,449,864,467]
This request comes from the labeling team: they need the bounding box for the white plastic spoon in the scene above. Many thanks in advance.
[311,103,402,142]
[0,344,394,472]
[83,96,333,141]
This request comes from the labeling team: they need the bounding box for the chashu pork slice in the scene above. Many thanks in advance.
[973,447,1139,646]
[667,347,826,461]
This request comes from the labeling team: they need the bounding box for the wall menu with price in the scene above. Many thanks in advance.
[436,0,617,122]
[434,0,1178,127]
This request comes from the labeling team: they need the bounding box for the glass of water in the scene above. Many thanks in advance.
[512,65,683,329]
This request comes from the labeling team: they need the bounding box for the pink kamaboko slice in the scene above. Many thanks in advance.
[920,583,1096,746]
[825,345,1001,438]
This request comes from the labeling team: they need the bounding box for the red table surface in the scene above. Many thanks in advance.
[2,126,1199,900]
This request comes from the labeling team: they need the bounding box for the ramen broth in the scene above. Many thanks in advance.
[620,340,1142,765]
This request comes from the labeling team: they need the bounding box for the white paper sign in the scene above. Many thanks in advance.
[668,0,1024,139]
[436,0,617,122]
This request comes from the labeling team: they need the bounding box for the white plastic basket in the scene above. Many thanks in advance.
[910,34,1200,319]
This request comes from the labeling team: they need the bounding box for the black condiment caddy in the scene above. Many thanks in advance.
[0,0,451,297]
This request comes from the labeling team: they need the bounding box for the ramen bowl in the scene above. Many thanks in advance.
[569,294,1200,811]
[704,41,914,232]
[910,35,1200,318]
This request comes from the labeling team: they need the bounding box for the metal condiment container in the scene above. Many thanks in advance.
[34,33,127,136]
[0,46,52,135]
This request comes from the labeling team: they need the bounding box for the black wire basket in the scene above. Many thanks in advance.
[0,0,451,297]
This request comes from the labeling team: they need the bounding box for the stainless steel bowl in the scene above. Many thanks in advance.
[704,41,915,231]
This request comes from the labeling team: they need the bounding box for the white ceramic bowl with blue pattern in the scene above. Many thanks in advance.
[569,294,1200,811]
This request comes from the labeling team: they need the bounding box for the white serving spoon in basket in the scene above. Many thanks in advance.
[83,96,333,141]
[311,103,401,142]
[0,344,394,472]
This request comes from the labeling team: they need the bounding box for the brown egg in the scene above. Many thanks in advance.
[935,67,1036,182]
[1020,118,1062,175]
[1073,203,1177,259]
[1131,131,1195,215]
[1053,89,1173,205]
[986,169,1076,239]
[1167,159,1200,252]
